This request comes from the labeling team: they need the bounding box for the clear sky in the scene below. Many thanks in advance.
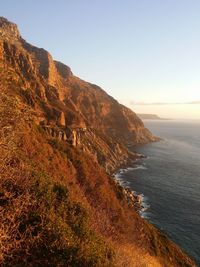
[1,0,200,119]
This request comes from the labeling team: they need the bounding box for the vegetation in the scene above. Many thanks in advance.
[0,19,196,265]
[0,88,114,266]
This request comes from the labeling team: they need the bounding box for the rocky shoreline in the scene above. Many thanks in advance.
[113,155,147,214]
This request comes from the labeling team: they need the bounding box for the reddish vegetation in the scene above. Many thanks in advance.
[0,17,196,266]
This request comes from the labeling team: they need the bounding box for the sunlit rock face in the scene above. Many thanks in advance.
[0,16,157,173]
[0,17,21,41]
[0,17,196,267]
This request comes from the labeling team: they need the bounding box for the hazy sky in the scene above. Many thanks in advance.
[1,0,200,119]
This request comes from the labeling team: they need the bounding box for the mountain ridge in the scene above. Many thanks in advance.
[0,16,157,173]
[0,17,196,266]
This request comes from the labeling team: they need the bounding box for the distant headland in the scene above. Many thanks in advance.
[137,113,171,120]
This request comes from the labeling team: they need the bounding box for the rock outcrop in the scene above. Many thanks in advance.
[0,17,195,266]
[0,16,157,173]
[0,17,21,41]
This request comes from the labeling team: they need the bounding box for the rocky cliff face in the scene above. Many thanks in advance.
[0,17,21,41]
[0,17,195,266]
[0,16,157,173]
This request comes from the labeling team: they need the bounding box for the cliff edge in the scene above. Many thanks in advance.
[0,17,195,266]
[0,17,157,173]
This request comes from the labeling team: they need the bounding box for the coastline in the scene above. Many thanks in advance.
[113,162,197,266]
[113,157,149,215]
[116,127,198,266]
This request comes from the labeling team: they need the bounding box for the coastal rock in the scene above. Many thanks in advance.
[0,16,157,173]
[0,17,196,267]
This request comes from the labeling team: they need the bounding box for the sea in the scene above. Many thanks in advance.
[115,120,200,266]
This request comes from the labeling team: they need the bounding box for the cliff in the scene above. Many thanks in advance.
[0,17,158,173]
[0,17,195,266]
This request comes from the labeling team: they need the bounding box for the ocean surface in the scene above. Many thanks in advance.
[116,120,200,265]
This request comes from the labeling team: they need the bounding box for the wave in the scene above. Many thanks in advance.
[114,168,150,218]
[114,174,130,187]
[132,165,147,170]
[116,165,147,176]
[114,178,151,219]
[137,194,150,218]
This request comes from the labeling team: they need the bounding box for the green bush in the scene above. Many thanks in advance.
[18,170,115,266]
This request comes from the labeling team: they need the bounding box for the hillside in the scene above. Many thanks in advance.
[0,17,195,266]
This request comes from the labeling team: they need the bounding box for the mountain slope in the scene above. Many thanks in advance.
[0,17,157,173]
[0,17,195,266]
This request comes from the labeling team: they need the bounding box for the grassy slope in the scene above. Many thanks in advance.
[0,46,196,266]
[0,91,195,267]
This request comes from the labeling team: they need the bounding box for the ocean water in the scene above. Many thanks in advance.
[118,120,200,265]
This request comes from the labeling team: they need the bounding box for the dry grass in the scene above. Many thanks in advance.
[0,87,34,264]
[0,86,115,266]
[0,83,195,266]
[114,243,162,267]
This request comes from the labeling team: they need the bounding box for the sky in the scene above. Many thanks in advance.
[1,0,200,119]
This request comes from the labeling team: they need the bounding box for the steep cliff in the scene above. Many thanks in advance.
[0,17,195,266]
[0,17,157,173]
